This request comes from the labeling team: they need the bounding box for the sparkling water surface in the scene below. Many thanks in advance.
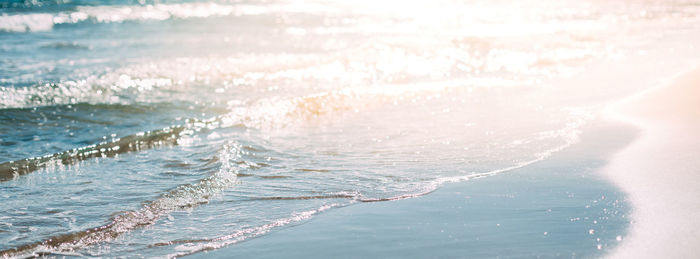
[1,0,700,257]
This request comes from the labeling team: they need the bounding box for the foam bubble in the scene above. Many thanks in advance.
[0,13,54,32]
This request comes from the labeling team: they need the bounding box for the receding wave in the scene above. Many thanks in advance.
[0,84,383,179]
[1,134,584,258]
[145,203,341,258]
[0,142,352,258]
[0,93,589,257]
[0,62,590,256]
[0,80,585,181]
[0,141,241,258]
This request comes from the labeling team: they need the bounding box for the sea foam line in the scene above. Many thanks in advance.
[0,3,235,32]
[0,2,338,33]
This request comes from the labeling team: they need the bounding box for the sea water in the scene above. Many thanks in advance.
[1,0,699,257]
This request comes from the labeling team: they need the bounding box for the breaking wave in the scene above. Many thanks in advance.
[0,2,338,33]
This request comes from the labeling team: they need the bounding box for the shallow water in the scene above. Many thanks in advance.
[1,0,700,257]
[194,122,637,258]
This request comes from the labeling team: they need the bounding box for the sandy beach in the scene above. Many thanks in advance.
[604,68,700,258]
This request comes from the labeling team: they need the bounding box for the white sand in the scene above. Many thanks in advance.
[606,68,700,258]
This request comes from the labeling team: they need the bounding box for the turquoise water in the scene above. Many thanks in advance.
[1,0,700,257]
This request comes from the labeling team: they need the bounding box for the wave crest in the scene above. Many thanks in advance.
[0,3,235,33]
[0,13,54,32]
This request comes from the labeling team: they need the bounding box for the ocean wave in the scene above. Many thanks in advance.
[0,141,241,258]
[0,2,337,33]
[0,3,236,32]
[0,78,584,181]
[0,76,593,257]
[0,13,55,32]
[0,75,174,108]
[0,83,440,178]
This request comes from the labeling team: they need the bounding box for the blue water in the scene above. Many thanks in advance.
[1,0,700,257]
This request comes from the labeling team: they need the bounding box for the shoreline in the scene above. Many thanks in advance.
[188,121,637,258]
[605,68,700,258]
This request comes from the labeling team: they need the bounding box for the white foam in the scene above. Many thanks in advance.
[0,2,339,32]
[71,3,236,23]
[165,202,342,257]
[0,3,239,32]
[0,13,55,32]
